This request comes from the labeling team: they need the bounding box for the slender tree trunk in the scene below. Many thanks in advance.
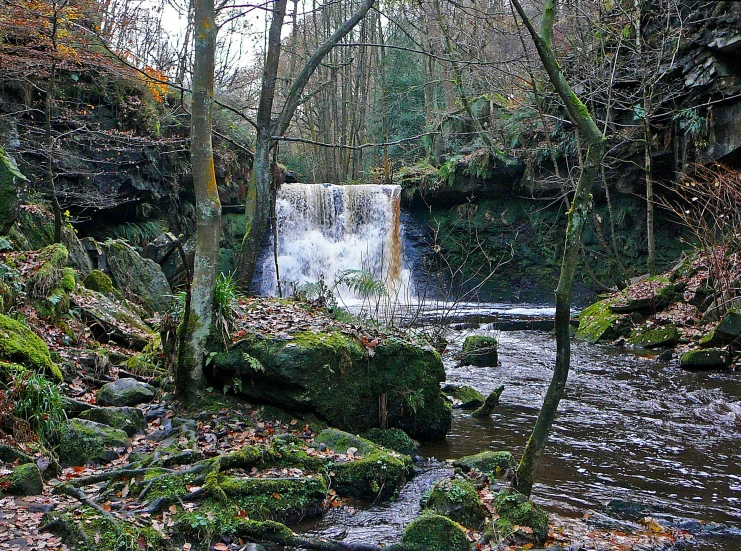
[510,0,606,498]
[46,5,62,244]
[178,0,219,395]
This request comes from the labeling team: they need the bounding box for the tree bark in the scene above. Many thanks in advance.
[237,0,375,288]
[510,0,606,498]
[178,0,219,394]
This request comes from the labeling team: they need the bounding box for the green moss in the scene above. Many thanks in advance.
[59,267,76,293]
[315,428,379,456]
[0,313,62,381]
[425,478,485,528]
[461,335,498,366]
[83,269,117,296]
[679,348,730,369]
[29,243,69,298]
[441,384,485,409]
[331,450,413,500]
[576,297,625,343]
[1,462,43,495]
[401,513,470,551]
[494,489,548,544]
[56,419,131,467]
[453,450,515,478]
[628,324,679,348]
[363,428,418,455]
[0,360,26,384]
[79,406,146,437]
[0,147,26,235]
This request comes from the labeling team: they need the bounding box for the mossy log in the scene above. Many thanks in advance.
[471,385,504,418]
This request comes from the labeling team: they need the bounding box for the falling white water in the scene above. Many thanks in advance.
[257,183,412,303]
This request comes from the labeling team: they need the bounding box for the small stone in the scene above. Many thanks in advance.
[97,378,156,406]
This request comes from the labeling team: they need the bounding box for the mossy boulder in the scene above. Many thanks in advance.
[0,147,27,235]
[494,489,548,544]
[401,513,470,551]
[29,243,68,298]
[425,478,486,528]
[461,335,498,366]
[56,418,131,467]
[79,406,146,436]
[453,450,516,478]
[0,360,25,385]
[97,378,156,406]
[442,384,486,409]
[315,428,380,456]
[0,463,43,495]
[700,308,741,347]
[8,205,55,251]
[576,297,630,343]
[0,313,63,381]
[0,443,34,464]
[679,348,730,370]
[610,277,676,313]
[99,239,171,312]
[628,324,679,348]
[71,287,152,350]
[213,332,451,439]
[83,269,117,295]
[363,428,418,455]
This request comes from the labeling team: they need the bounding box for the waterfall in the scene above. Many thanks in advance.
[256,183,412,302]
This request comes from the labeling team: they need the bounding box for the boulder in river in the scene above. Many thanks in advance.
[441,384,485,409]
[700,307,741,347]
[679,348,730,370]
[401,513,470,551]
[424,478,486,528]
[211,332,451,439]
[628,323,679,348]
[576,296,632,343]
[453,450,516,478]
[493,489,548,544]
[460,335,498,366]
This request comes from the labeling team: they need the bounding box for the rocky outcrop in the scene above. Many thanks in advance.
[0,146,26,235]
[0,313,63,382]
[212,331,451,440]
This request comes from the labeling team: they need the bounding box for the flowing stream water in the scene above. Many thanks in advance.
[260,183,741,548]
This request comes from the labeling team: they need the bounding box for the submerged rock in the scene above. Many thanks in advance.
[97,378,156,407]
[212,332,451,439]
[401,513,470,551]
[679,348,730,369]
[460,335,498,366]
[441,384,485,409]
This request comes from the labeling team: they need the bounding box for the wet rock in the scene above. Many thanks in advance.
[363,428,418,456]
[460,335,498,366]
[56,419,130,467]
[99,239,171,312]
[97,378,156,406]
[213,332,451,440]
[425,478,486,528]
[79,406,146,436]
[628,323,679,348]
[609,277,676,313]
[453,450,515,478]
[401,513,469,551]
[315,428,379,456]
[577,297,632,343]
[0,463,43,495]
[700,307,741,347]
[679,348,730,369]
[656,349,673,362]
[71,287,152,350]
[471,385,504,418]
[0,313,63,382]
[441,384,485,409]
[494,489,548,544]
[0,147,27,235]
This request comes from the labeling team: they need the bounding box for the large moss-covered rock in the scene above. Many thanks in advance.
[79,406,146,436]
[97,378,156,407]
[0,313,63,381]
[99,239,171,312]
[363,428,418,456]
[0,463,43,495]
[700,308,741,347]
[494,489,548,544]
[0,147,27,235]
[425,478,486,528]
[401,513,470,551]
[453,450,515,478]
[56,419,131,467]
[679,348,730,370]
[83,269,117,295]
[71,287,152,349]
[576,297,630,343]
[441,384,485,409]
[461,335,498,366]
[610,277,676,313]
[213,332,451,439]
[316,429,414,499]
[628,323,679,348]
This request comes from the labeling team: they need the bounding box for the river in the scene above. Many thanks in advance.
[301,309,741,550]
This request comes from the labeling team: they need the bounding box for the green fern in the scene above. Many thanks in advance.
[335,269,387,298]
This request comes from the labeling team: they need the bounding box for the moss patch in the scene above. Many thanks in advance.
[679,348,730,370]
[0,313,62,381]
[576,297,627,343]
[401,513,470,551]
[0,462,43,495]
[331,450,413,500]
[363,428,418,455]
[628,324,679,348]
[494,489,548,544]
[453,450,515,478]
[56,418,131,467]
[425,478,485,528]
[461,335,498,366]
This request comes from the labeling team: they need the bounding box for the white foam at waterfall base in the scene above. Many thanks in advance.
[257,183,413,304]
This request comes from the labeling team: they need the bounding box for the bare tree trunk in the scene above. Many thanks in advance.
[178,0,219,394]
[46,3,63,244]
[510,0,607,498]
